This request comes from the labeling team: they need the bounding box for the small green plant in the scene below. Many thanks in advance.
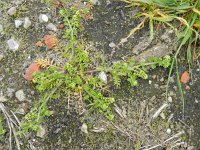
[19,3,172,134]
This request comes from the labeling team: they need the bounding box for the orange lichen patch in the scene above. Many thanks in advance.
[44,35,58,49]
[36,41,43,47]
[180,71,190,84]
[24,63,40,81]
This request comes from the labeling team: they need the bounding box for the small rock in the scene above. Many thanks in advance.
[81,123,88,134]
[98,71,107,84]
[160,77,164,82]
[0,54,3,61]
[23,17,31,29]
[160,112,165,119]
[15,19,23,28]
[148,80,152,84]
[7,39,19,52]
[0,96,8,102]
[166,128,171,134]
[39,14,48,23]
[36,125,46,138]
[7,7,17,16]
[15,90,26,101]
[109,42,116,48]
[168,96,172,103]
[46,23,57,32]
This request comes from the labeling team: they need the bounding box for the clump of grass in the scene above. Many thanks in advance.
[122,0,200,115]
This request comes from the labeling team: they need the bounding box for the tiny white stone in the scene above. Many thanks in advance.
[47,23,57,32]
[15,19,23,28]
[168,96,172,103]
[15,90,26,101]
[23,17,31,29]
[109,42,116,48]
[81,123,88,134]
[7,7,17,16]
[149,80,152,84]
[98,71,107,84]
[39,14,48,23]
[7,39,19,52]
[166,128,171,134]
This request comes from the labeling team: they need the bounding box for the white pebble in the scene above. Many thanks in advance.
[98,71,107,84]
[168,96,173,103]
[149,80,152,84]
[81,123,88,134]
[47,23,57,32]
[166,128,171,134]
[39,14,48,23]
[109,42,116,48]
[15,19,23,28]
[7,7,17,16]
[7,39,19,52]
[15,90,26,101]
[23,17,31,29]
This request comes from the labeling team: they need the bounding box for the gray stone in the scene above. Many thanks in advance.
[109,42,116,48]
[23,17,31,29]
[98,71,107,84]
[47,23,57,32]
[7,7,17,16]
[39,14,48,23]
[15,19,23,28]
[15,89,26,101]
[7,39,19,52]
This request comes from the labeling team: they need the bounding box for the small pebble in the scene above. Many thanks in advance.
[186,86,190,90]
[160,77,164,82]
[92,0,101,5]
[148,80,152,84]
[47,23,57,32]
[98,71,107,84]
[39,14,48,23]
[7,7,17,16]
[23,17,31,29]
[109,42,116,48]
[15,89,26,101]
[15,19,23,28]
[166,128,171,134]
[168,96,172,103]
[7,39,19,52]
[81,123,88,134]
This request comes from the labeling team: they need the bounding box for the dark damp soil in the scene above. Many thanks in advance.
[0,0,199,149]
